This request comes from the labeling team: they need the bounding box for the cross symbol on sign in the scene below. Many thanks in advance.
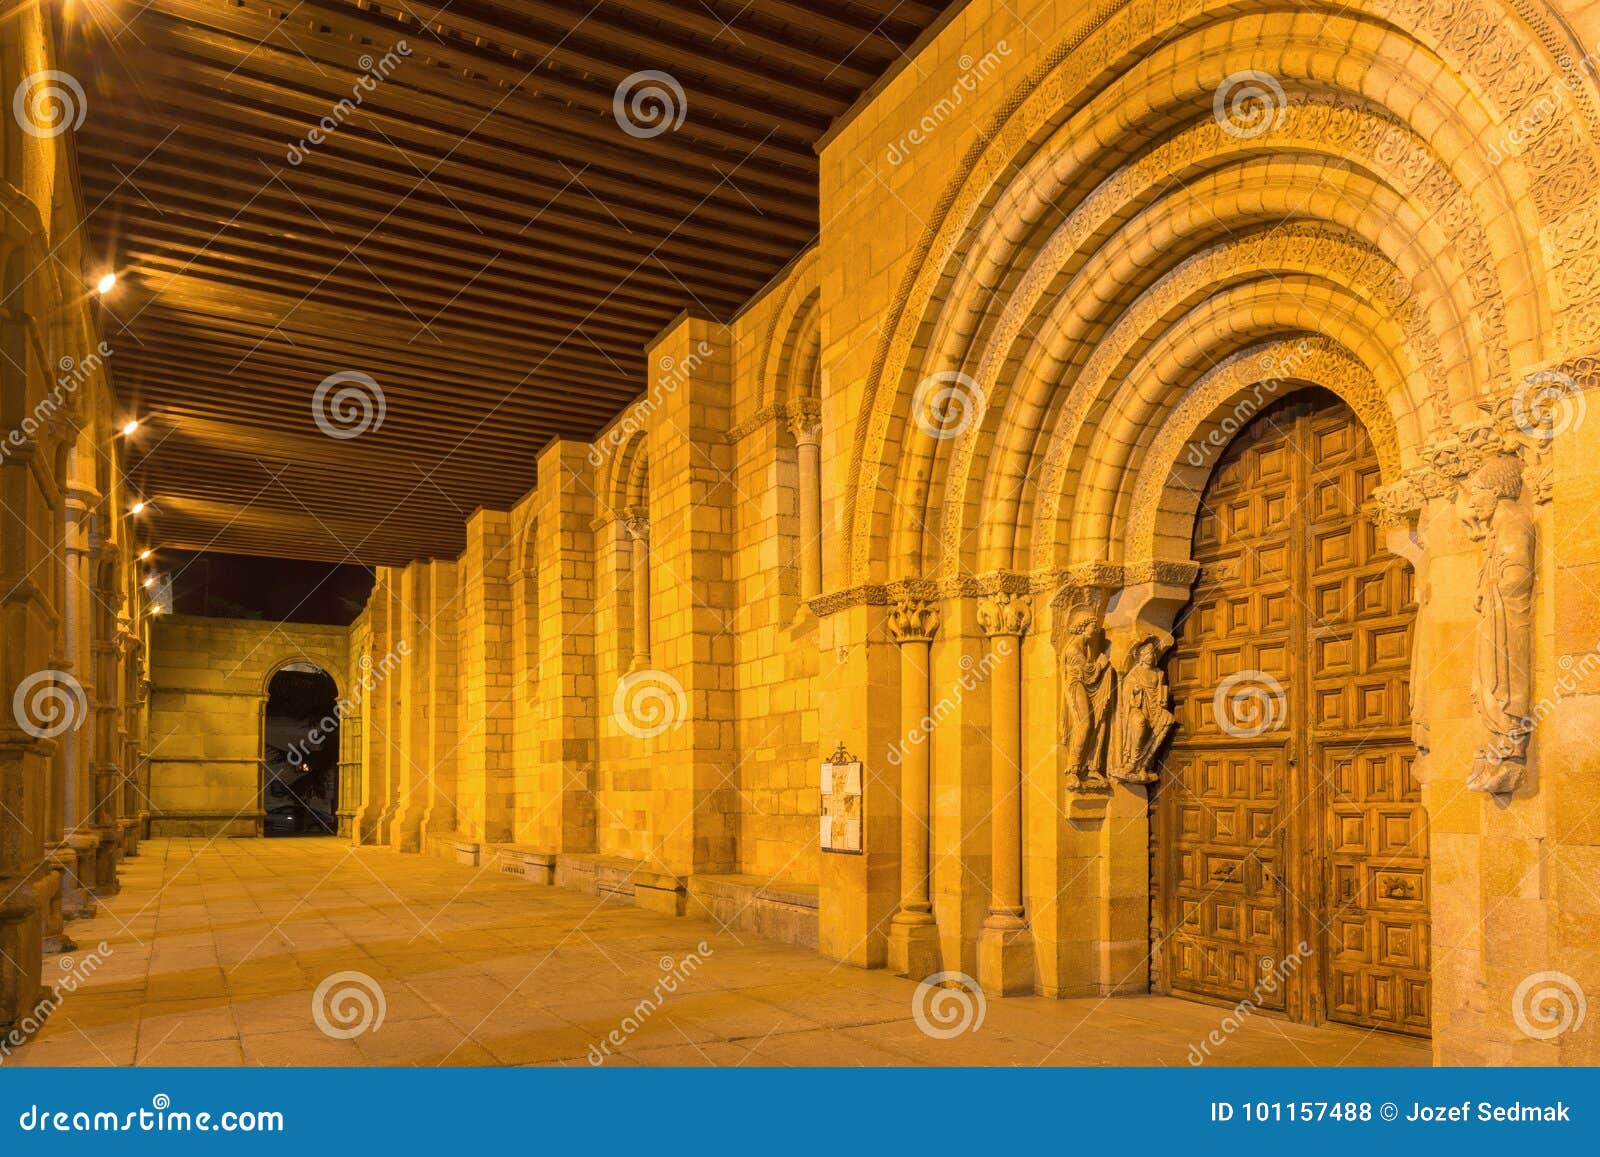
[820,757,863,854]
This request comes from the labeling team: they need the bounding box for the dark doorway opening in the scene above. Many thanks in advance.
[262,665,340,837]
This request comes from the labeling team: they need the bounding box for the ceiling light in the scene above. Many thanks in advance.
[96,273,117,295]
[121,419,139,436]
[130,501,145,515]
[138,549,153,561]
[142,577,155,588]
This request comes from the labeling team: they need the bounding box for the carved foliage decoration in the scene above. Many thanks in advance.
[977,592,1032,638]
[886,596,940,644]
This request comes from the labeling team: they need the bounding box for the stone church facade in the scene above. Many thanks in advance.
[338,0,1600,1067]
[6,0,1600,1068]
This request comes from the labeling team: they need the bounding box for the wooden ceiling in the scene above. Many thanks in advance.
[65,0,958,566]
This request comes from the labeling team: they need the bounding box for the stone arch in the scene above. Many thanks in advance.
[1118,338,1400,569]
[757,247,822,413]
[512,510,540,701]
[260,655,342,700]
[844,0,1597,588]
[259,659,343,837]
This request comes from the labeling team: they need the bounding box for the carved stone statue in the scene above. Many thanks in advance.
[1059,606,1115,789]
[1458,455,1535,794]
[1109,635,1176,784]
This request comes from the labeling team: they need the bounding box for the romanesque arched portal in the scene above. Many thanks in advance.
[1156,388,1427,1037]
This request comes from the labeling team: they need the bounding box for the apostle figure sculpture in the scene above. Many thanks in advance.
[1458,455,1535,794]
[1060,606,1116,789]
[1109,634,1176,784]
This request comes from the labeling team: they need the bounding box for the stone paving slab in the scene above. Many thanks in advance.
[2,839,1432,1068]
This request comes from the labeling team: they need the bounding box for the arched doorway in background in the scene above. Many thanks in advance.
[262,664,340,837]
[1154,388,1429,1037]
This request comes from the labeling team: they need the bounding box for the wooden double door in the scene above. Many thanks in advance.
[1155,389,1429,1037]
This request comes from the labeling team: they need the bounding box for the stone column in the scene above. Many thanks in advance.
[58,487,101,909]
[788,399,823,605]
[977,592,1034,996]
[623,507,651,670]
[886,596,940,979]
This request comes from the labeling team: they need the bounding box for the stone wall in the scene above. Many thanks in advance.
[1,7,149,1032]
[345,0,1600,1066]
[145,616,350,837]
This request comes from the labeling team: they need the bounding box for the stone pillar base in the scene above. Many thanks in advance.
[50,841,97,920]
[977,923,1035,997]
[36,859,66,953]
[887,915,941,980]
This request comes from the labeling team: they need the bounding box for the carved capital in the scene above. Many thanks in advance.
[621,505,650,542]
[886,597,939,645]
[977,593,1031,638]
[786,397,822,446]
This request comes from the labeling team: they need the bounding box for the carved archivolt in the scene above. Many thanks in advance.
[1026,226,1437,569]
[845,0,1594,587]
[1121,338,1397,563]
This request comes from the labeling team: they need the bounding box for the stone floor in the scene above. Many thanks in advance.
[4,839,1431,1068]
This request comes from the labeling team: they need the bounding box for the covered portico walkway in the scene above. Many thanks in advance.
[4,840,1427,1068]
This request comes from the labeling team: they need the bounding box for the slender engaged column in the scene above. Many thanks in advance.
[57,489,101,913]
[787,399,823,607]
[978,592,1035,996]
[624,508,651,670]
[886,597,941,979]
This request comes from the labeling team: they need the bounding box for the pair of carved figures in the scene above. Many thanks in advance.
[1059,606,1175,788]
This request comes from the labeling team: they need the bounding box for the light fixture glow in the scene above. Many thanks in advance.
[96,273,117,295]
[142,576,155,588]
[138,549,153,561]
[130,501,145,515]
[120,419,139,436]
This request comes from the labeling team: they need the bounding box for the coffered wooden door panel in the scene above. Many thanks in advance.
[1156,388,1428,1037]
